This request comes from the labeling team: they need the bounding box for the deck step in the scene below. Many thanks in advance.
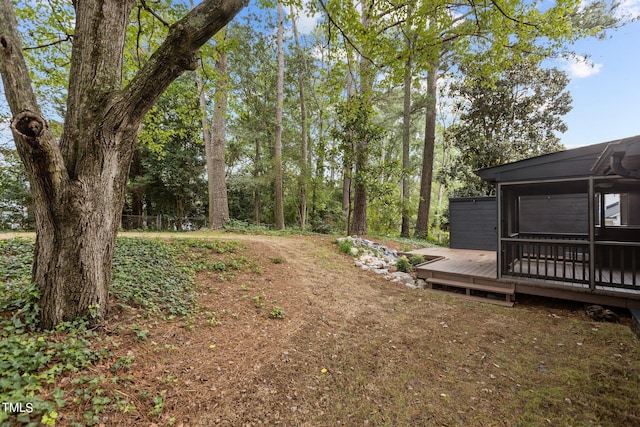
[425,289,515,307]
[425,277,515,307]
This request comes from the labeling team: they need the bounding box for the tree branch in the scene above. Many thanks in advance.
[0,0,41,115]
[0,1,68,207]
[140,0,170,27]
[118,0,248,128]
[23,34,73,51]
[490,0,538,28]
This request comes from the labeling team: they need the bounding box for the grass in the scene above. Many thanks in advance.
[265,295,640,426]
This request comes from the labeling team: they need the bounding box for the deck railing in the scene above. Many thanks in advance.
[501,234,640,292]
[594,241,640,289]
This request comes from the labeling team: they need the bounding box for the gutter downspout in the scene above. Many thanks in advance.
[610,151,640,179]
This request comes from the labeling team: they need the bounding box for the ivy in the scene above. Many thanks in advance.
[0,236,245,425]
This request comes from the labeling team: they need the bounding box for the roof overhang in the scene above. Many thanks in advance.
[475,135,640,184]
[592,136,640,177]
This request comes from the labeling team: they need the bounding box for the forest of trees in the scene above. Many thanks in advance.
[2,0,624,237]
[0,0,629,326]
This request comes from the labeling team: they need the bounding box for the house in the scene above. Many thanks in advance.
[414,135,640,310]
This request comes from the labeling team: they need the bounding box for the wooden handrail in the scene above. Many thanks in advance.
[501,237,589,245]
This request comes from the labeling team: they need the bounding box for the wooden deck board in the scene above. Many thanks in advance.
[411,247,496,279]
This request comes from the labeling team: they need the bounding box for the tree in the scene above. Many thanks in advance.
[0,0,247,329]
[226,19,277,226]
[131,75,208,228]
[0,145,33,229]
[412,0,620,238]
[415,60,439,239]
[289,7,310,230]
[273,3,285,230]
[196,28,232,230]
[445,59,571,196]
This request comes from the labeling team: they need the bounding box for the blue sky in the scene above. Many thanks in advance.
[557,13,640,148]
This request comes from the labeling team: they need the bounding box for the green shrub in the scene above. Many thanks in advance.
[409,254,426,266]
[337,238,354,255]
[396,256,412,273]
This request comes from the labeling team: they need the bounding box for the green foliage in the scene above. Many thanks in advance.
[409,254,426,266]
[127,75,207,224]
[396,256,412,273]
[337,238,354,255]
[443,58,570,197]
[269,306,285,319]
[0,148,34,230]
[0,283,107,426]
[111,238,198,317]
[0,236,253,425]
[252,294,265,309]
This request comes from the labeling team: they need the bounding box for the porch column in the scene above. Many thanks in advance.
[588,177,595,290]
[497,183,502,279]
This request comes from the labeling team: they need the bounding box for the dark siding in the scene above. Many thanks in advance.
[449,197,497,250]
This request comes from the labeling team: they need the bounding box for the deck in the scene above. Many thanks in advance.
[410,247,640,309]
[409,248,515,306]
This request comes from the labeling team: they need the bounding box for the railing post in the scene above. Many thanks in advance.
[497,183,502,279]
[588,177,596,290]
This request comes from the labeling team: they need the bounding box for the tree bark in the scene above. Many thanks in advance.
[400,54,412,237]
[273,3,285,230]
[209,44,229,229]
[290,8,308,230]
[400,6,415,238]
[254,138,261,226]
[196,61,215,227]
[210,31,230,229]
[342,62,355,232]
[197,32,230,230]
[0,0,246,329]
[415,61,439,239]
[349,2,372,236]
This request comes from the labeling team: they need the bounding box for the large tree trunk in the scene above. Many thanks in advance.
[400,54,412,238]
[254,138,261,226]
[290,8,308,230]
[210,30,230,229]
[342,62,355,232]
[273,3,285,230]
[415,62,439,239]
[349,2,372,236]
[197,31,230,230]
[196,65,214,226]
[192,1,229,230]
[400,6,415,238]
[0,0,246,329]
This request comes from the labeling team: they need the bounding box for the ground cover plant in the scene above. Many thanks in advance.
[1,232,639,426]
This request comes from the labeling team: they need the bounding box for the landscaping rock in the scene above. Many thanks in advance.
[391,271,414,284]
[339,236,427,291]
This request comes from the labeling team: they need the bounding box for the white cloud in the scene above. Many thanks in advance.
[562,54,603,78]
[295,11,321,34]
[287,3,321,35]
[579,0,640,20]
[616,0,640,19]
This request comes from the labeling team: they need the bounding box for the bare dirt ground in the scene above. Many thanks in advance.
[4,232,640,426]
